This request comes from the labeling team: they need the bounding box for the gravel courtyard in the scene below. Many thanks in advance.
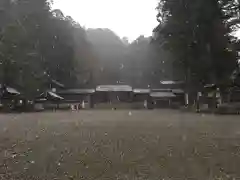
[0,110,240,180]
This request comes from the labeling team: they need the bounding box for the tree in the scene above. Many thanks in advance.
[125,36,174,88]
[155,0,237,89]
[86,28,127,85]
[0,0,95,97]
[0,0,100,97]
[0,0,64,96]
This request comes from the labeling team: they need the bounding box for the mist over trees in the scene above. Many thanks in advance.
[0,0,171,95]
[124,36,174,88]
[86,28,127,85]
[87,30,173,87]
[2,0,239,97]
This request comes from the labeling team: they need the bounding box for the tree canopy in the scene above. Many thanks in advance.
[154,0,238,88]
[0,0,95,97]
[3,0,239,98]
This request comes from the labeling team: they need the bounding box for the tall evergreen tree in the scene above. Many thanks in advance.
[155,0,237,88]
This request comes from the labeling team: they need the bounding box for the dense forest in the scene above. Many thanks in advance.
[154,0,240,89]
[0,0,173,98]
[0,0,240,98]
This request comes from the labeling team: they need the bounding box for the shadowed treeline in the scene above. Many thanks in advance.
[1,0,240,99]
[0,0,173,98]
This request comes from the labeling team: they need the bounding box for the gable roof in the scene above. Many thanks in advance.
[0,84,20,95]
[38,91,64,100]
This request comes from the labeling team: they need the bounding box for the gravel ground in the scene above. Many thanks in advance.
[0,110,240,180]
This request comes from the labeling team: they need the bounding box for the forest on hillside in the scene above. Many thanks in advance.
[1,0,240,98]
[0,0,174,98]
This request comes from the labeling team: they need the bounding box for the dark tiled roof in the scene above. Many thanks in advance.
[96,85,132,92]
[133,89,150,94]
[47,91,64,100]
[58,89,95,94]
[150,92,176,98]
[160,81,184,85]
[0,84,20,95]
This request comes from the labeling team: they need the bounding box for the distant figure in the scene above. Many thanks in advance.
[196,91,202,113]
[144,100,148,109]
[82,101,85,109]
[71,104,76,111]
[216,88,222,107]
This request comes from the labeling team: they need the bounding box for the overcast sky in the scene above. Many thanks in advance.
[52,0,159,41]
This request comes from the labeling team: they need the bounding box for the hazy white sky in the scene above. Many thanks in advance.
[52,0,159,41]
